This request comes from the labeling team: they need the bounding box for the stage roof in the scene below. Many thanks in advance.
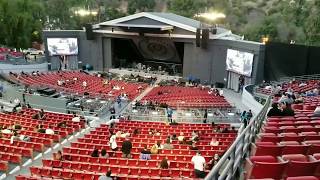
[94,12,243,40]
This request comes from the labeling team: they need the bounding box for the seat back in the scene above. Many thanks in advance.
[282,154,308,162]
[249,161,288,179]
[250,156,277,163]
[282,145,309,155]
[284,161,320,177]
[254,145,283,156]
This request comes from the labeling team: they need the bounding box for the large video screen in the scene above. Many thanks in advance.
[47,38,78,56]
[226,49,254,77]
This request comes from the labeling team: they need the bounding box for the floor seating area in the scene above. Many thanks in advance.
[245,108,320,178]
[19,120,237,180]
[10,71,148,100]
[0,108,85,174]
[141,86,231,108]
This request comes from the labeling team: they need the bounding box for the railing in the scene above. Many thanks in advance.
[278,73,320,83]
[204,95,272,180]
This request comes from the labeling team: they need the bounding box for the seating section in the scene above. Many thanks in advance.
[11,71,148,100]
[21,120,236,179]
[246,81,320,179]
[0,108,84,174]
[141,86,231,108]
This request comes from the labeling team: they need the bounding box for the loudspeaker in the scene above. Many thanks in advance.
[85,24,94,40]
[211,28,217,34]
[196,28,201,47]
[201,29,209,49]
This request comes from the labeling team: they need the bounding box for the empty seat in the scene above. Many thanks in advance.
[252,144,283,156]
[245,157,288,179]
[282,154,320,177]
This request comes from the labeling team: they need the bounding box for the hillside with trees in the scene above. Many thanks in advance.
[0,0,319,48]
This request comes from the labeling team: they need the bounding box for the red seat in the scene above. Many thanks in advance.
[282,154,320,177]
[160,169,170,177]
[119,167,129,175]
[308,144,320,154]
[282,145,309,155]
[0,161,8,172]
[245,157,288,179]
[252,144,283,156]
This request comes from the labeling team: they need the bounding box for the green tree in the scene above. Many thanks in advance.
[0,0,45,48]
[105,7,127,20]
[168,0,205,18]
[127,0,156,14]
[304,1,320,46]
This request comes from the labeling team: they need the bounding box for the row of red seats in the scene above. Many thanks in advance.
[245,154,320,179]
[12,71,148,100]
[141,86,231,108]
[25,166,195,180]
[66,144,224,157]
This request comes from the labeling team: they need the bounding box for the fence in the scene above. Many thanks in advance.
[204,95,272,180]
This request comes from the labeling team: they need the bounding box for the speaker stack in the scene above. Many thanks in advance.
[201,29,209,49]
[85,24,94,40]
[196,28,201,47]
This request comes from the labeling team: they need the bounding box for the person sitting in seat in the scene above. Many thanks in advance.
[159,158,169,169]
[82,81,87,88]
[190,142,199,151]
[37,125,46,133]
[151,141,162,154]
[140,145,151,160]
[267,103,282,117]
[1,126,11,134]
[98,170,113,180]
[91,149,99,157]
[162,139,174,150]
[280,102,295,116]
[39,109,46,120]
[12,123,22,131]
[100,149,109,158]
[210,138,219,146]
[121,136,132,158]
[10,131,30,144]
[57,121,67,128]
[178,132,185,143]
[191,131,199,142]
[149,129,155,135]
[45,126,55,135]
[208,153,221,170]
[54,150,63,161]
[120,131,130,138]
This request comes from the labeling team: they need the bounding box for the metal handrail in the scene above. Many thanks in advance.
[204,96,272,180]
[279,73,320,82]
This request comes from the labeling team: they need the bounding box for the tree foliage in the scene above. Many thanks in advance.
[127,0,156,14]
[1,0,320,48]
[0,0,45,48]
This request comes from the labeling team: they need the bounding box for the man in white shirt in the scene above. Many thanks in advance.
[178,132,185,143]
[191,151,206,178]
[45,128,55,135]
[82,81,87,88]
